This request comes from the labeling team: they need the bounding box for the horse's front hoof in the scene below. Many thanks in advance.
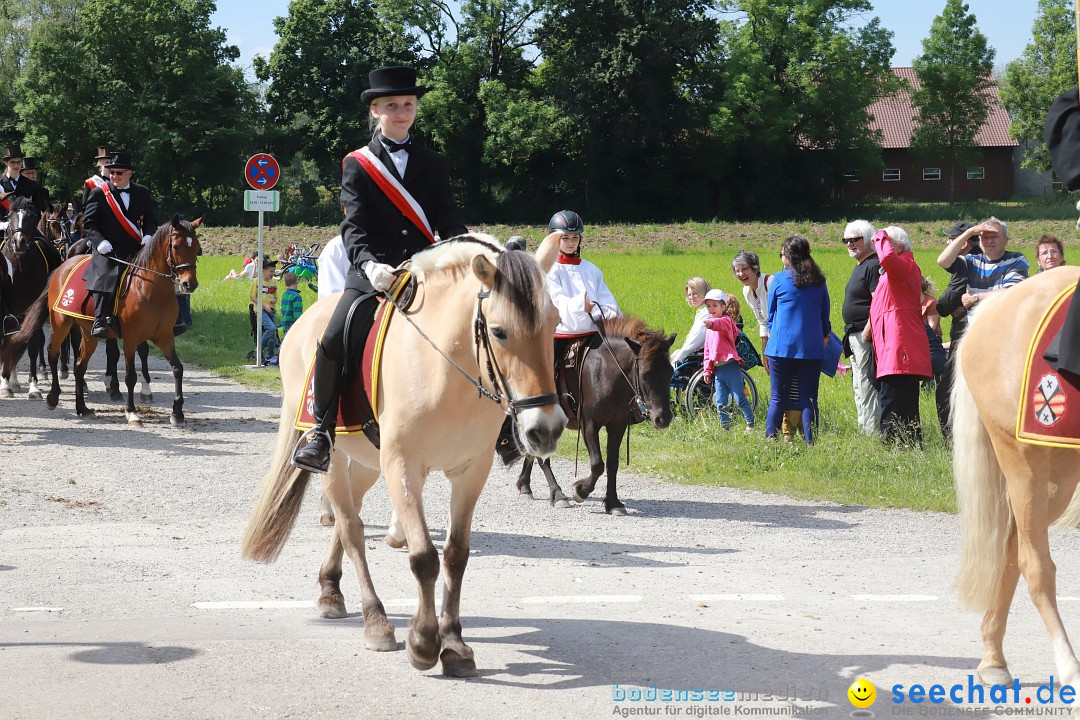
[385,534,407,549]
[76,408,95,418]
[316,594,347,619]
[605,503,628,517]
[45,395,58,410]
[406,642,439,671]
[0,387,13,400]
[141,393,153,403]
[440,648,478,678]
[170,415,185,427]
[126,413,142,426]
[365,624,398,652]
[571,485,588,503]
[551,497,571,509]
[109,390,122,402]
[60,368,69,380]
[319,512,335,526]
[27,390,41,400]
[977,666,1013,687]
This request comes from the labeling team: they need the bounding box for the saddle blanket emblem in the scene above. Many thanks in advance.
[52,256,95,320]
[1017,284,1080,448]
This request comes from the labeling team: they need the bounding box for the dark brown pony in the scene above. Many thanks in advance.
[506,316,676,514]
[3,215,201,424]
[0,197,61,399]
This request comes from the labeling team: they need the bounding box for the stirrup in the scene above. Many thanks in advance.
[290,427,334,473]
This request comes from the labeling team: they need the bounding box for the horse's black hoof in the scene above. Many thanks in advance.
[605,504,628,516]
[45,396,58,410]
[109,390,122,402]
[170,415,185,427]
[76,408,95,418]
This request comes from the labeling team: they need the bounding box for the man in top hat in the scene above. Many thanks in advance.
[82,145,114,210]
[0,144,47,222]
[1044,88,1080,382]
[291,65,468,473]
[82,151,158,339]
[19,158,51,210]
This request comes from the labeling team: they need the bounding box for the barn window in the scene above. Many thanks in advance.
[966,166,985,180]
[922,168,941,181]
[883,169,900,182]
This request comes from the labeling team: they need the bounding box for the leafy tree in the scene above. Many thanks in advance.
[911,0,995,201]
[18,0,259,218]
[1000,0,1075,172]
[709,0,897,216]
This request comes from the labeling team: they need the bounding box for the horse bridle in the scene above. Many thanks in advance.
[2,208,36,253]
[592,315,649,418]
[107,229,197,282]
[382,270,558,424]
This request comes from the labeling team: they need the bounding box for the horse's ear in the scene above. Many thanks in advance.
[666,332,677,349]
[471,253,497,289]
[534,232,561,274]
[624,337,642,355]
[170,214,182,228]
[191,217,203,229]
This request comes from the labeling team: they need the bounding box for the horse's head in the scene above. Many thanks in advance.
[5,197,40,254]
[468,233,566,458]
[164,214,202,294]
[626,328,677,430]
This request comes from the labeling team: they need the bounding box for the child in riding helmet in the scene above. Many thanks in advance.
[546,209,619,343]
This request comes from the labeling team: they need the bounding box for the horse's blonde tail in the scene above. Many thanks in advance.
[241,412,312,563]
[951,347,1012,612]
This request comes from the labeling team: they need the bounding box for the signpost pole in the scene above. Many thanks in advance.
[255,208,265,367]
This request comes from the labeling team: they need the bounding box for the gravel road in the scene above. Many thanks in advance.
[2,350,1079,719]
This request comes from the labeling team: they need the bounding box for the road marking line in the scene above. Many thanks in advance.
[192,600,312,610]
[12,607,63,612]
[850,594,938,602]
[689,594,784,602]
[520,595,643,604]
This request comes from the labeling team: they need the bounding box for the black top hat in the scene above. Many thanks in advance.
[21,157,38,171]
[95,145,115,161]
[2,144,25,161]
[360,66,428,105]
[104,152,136,171]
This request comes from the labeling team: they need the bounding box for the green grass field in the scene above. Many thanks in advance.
[177,229,1039,514]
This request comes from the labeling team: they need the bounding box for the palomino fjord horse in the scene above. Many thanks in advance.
[507,316,675,514]
[0,197,61,399]
[3,215,201,424]
[242,234,565,677]
[952,265,1080,692]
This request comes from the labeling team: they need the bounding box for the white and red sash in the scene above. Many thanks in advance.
[345,147,435,244]
[92,179,142,243]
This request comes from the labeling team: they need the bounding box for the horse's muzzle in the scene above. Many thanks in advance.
[175,279,198,294]
[517,406,566,459]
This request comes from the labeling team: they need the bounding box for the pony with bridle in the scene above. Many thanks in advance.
[0,197,62,400]
[3,215,201,424]
[952,265,1080,693]
[505,316,675,514]
[242,233,565,677]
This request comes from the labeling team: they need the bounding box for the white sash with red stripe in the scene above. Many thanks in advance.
[84,174,108,192]
[346,147,435,244]
[91,179,142,243]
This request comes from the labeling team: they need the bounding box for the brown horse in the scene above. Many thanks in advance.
[952,265,1080,692]
[506,316,676,514]
[3,215,201,424]
[242,234,565,677]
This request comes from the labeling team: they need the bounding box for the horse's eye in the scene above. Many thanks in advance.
[491,327,508,341]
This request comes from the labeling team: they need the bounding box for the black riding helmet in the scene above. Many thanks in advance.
[549,210,584,257]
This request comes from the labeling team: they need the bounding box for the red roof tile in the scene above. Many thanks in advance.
[868,67,1016,149]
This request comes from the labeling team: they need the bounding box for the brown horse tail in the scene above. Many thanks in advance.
[951,344,1011,613]
[241,412,312,563]
[1,284,49,371]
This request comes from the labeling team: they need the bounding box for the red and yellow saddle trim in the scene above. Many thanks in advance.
[53,255,128,320]
[292,271,412,434]
[1016,283,1080,448]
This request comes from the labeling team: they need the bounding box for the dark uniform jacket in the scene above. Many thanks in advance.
[0,173,47,220]
[82,181,158,293]
[81,173,109,211]
[340,135,466,293]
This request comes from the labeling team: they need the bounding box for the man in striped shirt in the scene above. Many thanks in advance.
[278,270,304,337]
[936,217,1029,314]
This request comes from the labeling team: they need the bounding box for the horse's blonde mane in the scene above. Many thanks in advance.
[410,234,502,279]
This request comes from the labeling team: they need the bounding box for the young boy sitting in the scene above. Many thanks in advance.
[279,270,303,338]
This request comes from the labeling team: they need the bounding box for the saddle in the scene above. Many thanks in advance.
[53,255,128,324]
[556,336,592,431]
[1017,284,1080,448]
[293,271,416,447]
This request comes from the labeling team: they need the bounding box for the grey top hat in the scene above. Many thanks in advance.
[95,145,115,161]
[360,66,428,105]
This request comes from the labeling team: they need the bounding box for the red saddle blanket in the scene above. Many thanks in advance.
[293,298,394,435]
[1017,285,1080,448]
[53,256,96,320]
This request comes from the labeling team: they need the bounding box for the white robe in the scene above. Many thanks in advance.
[547,257,619,336]
[317,234,349,299]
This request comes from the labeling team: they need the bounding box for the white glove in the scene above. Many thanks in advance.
[141,234,152,245]
[96,240,113,254]
[363,261,395,292]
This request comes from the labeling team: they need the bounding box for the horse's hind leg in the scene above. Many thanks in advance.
[1000,438,1080,692]
[106,338,122,400]
[26,327,44,400]
[45,314,73,410]
[977,524,1019,686]
[383,451,440,671]
[571,420,605,504]
[602,422,628,516]
[165,344,184,426]
[138,341,152,402]
[538,458,569,509]
[438,463,487,677]
[59,331,70,379]
[73,326,97,418]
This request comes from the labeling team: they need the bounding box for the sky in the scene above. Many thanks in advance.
[211,0,1039,79]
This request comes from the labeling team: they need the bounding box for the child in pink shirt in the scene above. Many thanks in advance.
[702,289,755,430]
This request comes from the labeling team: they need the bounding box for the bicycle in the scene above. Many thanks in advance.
[670,351,760,417]
[277,242,320,293]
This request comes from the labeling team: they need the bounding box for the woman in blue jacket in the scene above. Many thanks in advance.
[765,235,831,444]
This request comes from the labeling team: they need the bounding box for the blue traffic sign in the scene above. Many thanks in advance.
[245,153,280,190]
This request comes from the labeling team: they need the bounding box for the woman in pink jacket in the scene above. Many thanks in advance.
[863,225,932,446]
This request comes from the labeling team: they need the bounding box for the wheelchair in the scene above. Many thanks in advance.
[670,351,760,417]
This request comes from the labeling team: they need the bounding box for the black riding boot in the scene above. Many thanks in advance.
[291,342,343,473]
[91,291,116,339]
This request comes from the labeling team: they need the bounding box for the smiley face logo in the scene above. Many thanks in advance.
[848,678,876,708]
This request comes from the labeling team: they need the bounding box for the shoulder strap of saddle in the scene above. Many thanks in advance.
[345,148,435,244]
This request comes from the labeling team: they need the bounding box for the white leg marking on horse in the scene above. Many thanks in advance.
[688,594,784,602]
[519,594,643,604]
[192,600,314,610]
[849,594,938,602]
